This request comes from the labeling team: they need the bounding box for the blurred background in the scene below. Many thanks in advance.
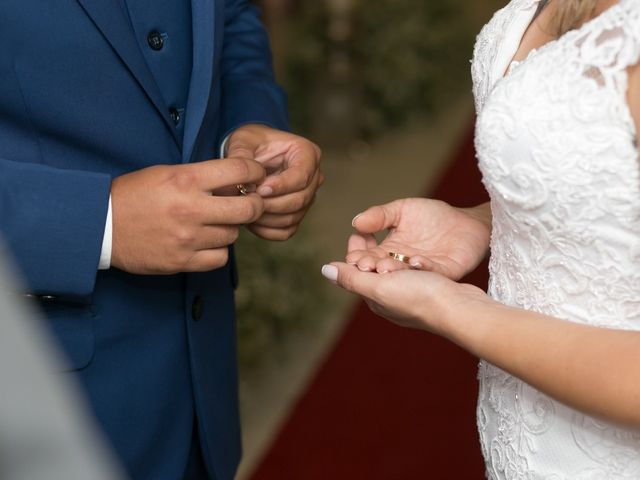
[234,1,505,479]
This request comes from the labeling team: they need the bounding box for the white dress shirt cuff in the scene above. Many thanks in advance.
[98,195,113,270]
[220,135,230,158]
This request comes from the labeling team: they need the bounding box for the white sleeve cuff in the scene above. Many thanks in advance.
[98,195,113,270]
[220,135,231,158]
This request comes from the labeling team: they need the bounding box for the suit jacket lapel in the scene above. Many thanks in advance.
[75,0,181,147]
[182,0,216,163]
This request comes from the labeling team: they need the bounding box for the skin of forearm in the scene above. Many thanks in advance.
[461,201,493,259]
[445,296,640,428]
[462,201,492,231]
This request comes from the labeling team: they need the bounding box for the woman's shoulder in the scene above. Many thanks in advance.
[471,0,538,112]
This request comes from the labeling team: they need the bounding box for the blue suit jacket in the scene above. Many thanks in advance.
[0,1,288,479]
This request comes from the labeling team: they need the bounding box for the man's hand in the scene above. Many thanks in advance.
[346,199,492,280]
[110,158,266,275]
[226,124,323,241]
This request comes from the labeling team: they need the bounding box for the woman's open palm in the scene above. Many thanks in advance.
[346,198,491,280]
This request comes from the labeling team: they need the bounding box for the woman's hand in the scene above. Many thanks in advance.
[321,263,490,336]
[346,199,492,279]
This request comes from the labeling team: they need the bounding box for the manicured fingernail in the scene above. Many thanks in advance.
[258,186,274,197]
[321,265,338,283]
[379,269,389,274]
[358,265,371,272]
[351,213,363,227]
[410,262,421,269]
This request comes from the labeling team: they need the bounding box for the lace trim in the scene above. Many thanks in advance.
[472,0,640,114]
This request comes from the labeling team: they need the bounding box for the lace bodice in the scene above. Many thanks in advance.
[472,0,640,478]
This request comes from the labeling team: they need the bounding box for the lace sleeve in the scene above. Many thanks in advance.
[571,3,640,140]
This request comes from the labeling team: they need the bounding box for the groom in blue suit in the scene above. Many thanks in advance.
[0,0,322,479]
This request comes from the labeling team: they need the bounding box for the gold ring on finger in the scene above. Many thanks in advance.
[388,251,411,264]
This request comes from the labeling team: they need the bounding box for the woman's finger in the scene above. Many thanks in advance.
[321,262,379,299]
[365,233,378,249]
[374,257,412,274]
[409,255,458,278]
[347,233,378,256]
[347,234,370,253]
[355,254,385,272]
[351,200,406,234]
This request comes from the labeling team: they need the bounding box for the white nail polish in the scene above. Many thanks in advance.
[351,213,363,227]
[410,262,421,269]
[321,265,338,283]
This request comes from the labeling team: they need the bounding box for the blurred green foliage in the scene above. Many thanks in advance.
[235,227,329,370]
[285,0,478,139]
[350,1,475,136]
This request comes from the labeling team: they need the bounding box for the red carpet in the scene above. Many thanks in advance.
[249,124,490,479]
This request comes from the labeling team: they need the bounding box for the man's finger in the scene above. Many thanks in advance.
[247,224,298,242]
[225,132,258,161]
[261,184,317,214]
[192,226,240,251]
[251,208,307,229]
[258,148,320,197]
[352,200,405,234]
[183,247,230,272]
[193,158,265,191]
[199,193,265,225]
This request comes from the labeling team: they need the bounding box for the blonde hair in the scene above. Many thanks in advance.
[551,0,599,36]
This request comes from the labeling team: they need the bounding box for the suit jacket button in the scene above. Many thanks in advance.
[147,31,164,51]
[192,295,204,321]
[169,107,181,125]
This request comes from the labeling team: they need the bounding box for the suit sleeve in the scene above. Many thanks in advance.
[218,0,289,143]
[0,157,111,302]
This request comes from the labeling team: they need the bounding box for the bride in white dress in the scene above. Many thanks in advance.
[322,0,640,478]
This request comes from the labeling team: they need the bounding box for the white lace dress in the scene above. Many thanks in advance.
[472,0,640,478]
